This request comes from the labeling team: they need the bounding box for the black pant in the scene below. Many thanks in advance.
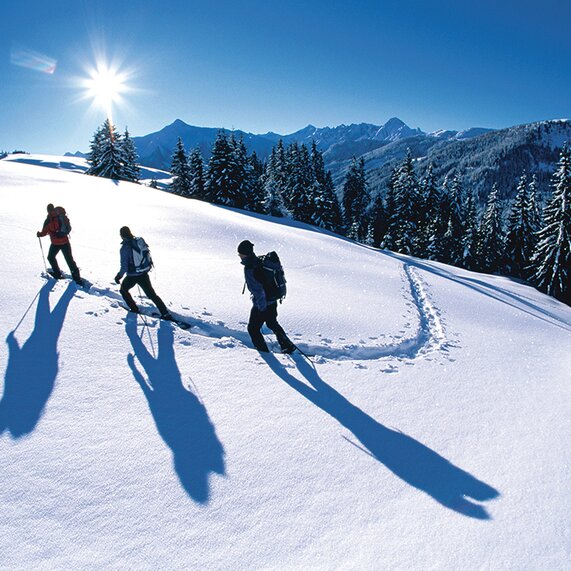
[48,243,80,281]
[120,272,169,315]
[248,302,293,352]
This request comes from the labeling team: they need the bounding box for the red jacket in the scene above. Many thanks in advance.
[39,211,70,245]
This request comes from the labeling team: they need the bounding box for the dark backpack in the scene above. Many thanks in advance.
[54,206,72,238]
[258,251,287,302]
[131,237,153,273]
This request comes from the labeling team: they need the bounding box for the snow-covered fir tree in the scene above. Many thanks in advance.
[233,135,255,210]
[306,142,342,232]
[505,172,538,278]
[393,150,420,255]
[476,183,505,273]
[285,143,314,223]
[121,128,140,183]
[169,138,193,196]
[86,119,125,180]
[247,151,267,214]
[417,163,439,258]
[188,147,205,199]
[314,170,343,232]
[462,190,478,270]
[87,125,105,174]
[369,193,387,248]
[342,156,369,241]
[263,142,288,217]
[529,144,571,304]
[527,174,543,237]
[206,131,242,207]
[381,167,399,251]
[441,175,466,266]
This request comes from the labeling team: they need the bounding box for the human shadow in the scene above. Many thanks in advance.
[125,316,226,503]
[263,353,499,519]
[0,281,75,438]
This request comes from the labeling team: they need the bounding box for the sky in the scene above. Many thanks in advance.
[1,0,569,155]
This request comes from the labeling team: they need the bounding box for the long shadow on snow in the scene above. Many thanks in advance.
[263,353,499,520]
[125,315,226,503]
[0,281,75,438]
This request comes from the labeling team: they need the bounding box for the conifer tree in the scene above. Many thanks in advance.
[233,135,255,210]
[381,167,399,250]
[188,147,205,199]
[169,138,192,196]
[307,142,342,232]
[369,193,387,248]
[206,130,241,206]
[286,143,314,223]
[441,175,466,265]
[263,142,288,217]
[527,174,543,243]
[310,140,326,186]
[86,119,125,180]
[342,156,369,241]
[417,163,438,257]
[121,128,140,183]
[318,171,343,232]
[476,183,505,273]
[529,144,571,303]
[505,173,538,277]
[393,150,420,255]
[462,190,478,270]
[247,151,267,213]
[87,125,105,174]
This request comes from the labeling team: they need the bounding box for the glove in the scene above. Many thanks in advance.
[36,231,41,238]
[114,273,122,284]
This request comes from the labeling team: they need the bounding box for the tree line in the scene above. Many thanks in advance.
[86,120,570,305]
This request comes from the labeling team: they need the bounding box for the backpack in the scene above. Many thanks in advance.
[131,237,153,273]
[258,251,287,302]
[54,206,72,238]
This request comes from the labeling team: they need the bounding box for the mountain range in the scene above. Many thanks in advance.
[126,116,492,173]
[69,116,571,203]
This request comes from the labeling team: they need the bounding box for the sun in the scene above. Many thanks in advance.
[82,62,129,122]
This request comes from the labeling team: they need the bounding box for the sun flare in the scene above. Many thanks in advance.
[82,62,129,121]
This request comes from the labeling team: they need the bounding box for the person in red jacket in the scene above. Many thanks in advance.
[37,203,83,285]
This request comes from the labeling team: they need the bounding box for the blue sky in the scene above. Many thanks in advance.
[1,0,569,154]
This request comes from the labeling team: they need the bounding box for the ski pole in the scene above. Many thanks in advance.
[296,346,316,366]
[38,236,48,273]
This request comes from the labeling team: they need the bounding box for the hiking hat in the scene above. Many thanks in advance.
[120,226,133,239]
[237,240,254,255]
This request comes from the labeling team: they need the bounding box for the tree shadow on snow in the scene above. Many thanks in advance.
[125,316,225,503]
[0,281,75,438]
[263,353,500,520]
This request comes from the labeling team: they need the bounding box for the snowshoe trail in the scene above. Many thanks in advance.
[70,262,449,365]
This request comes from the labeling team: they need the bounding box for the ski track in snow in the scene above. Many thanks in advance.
[73,262,449,365]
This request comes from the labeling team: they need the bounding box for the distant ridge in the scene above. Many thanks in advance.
[130,117,481,171]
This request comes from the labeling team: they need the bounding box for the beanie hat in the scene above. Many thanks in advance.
[237,240,254,255]
[120,226,133,239]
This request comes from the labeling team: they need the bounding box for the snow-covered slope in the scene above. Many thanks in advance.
[1,157,570,569]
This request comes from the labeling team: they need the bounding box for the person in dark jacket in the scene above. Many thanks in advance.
[114,226,171,319]
[238,239,296,354]
[37,203,83,285]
